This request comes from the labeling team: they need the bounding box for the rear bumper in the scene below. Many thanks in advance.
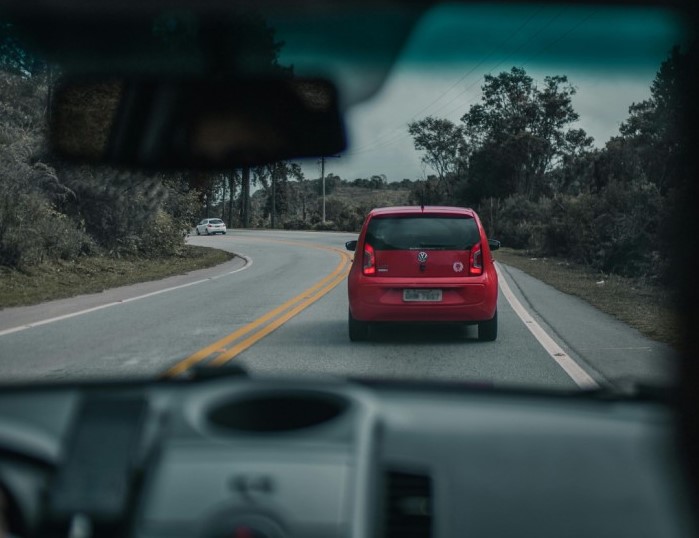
[348,273,497,323]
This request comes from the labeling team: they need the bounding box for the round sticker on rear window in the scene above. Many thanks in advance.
[453,261,464,273]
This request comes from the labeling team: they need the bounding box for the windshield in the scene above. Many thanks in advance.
[0,2,689,392]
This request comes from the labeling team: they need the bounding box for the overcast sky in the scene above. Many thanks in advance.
[292,3,685,183]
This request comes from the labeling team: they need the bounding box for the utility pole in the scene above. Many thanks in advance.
[321,156,326,223]
[271,168,276,229]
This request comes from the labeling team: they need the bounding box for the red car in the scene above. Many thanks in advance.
[346,206,500,341]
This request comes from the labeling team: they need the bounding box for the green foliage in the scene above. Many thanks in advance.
[0,68,195,268]
[484,195,550,250]
[311,173,341,196]
[352,175,388,189]
[282,218,308,230]
[0,69,94,268]
[407,50,687,283]
[311,220,338,232]
[408,177,450,206]
[542,183,664,278]
[0,188,94,268]
[139,210,183,258]
[407,117,466,198]
[484,185,665,280]
[460,67,592,203]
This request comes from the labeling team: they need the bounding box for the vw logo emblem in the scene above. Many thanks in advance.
[417,251,428,263]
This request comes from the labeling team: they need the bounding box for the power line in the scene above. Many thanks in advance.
[436,11,597,120]
[346,7,598,160]
[419,6,570,119]
[344,6,548,157]
[404,5,548,120]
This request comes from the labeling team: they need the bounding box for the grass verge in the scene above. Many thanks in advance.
[0,246,234,309]
[494,247,679,348]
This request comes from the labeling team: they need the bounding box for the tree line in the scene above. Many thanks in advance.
[197,170,414,231]
[406,47,689,283]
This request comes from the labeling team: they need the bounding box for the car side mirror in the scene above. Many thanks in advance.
[488,239,501,251]
[345,240,357,251]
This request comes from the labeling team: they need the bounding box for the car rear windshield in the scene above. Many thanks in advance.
[209,219,224,224]
[366,215,480,250]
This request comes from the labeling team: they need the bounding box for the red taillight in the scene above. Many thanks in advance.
[363,243,376,275]
[469,243,483,276]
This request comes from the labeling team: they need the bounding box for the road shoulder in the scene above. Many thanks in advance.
[498,262,677,388]
[0,253,248,334]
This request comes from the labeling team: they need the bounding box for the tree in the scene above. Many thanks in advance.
[257,161,306,227]
[618,46,686,195]
[407,117,466,198]
[461,67,591,201]
[369,174,388,189]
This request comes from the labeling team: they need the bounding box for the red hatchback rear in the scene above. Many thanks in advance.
[346,206,499,341]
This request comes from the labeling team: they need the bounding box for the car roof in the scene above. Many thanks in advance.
[368,206,476,218]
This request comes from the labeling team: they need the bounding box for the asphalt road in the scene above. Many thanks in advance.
[0,230,676,389]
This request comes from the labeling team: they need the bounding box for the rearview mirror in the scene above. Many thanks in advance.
[50,76,346,169]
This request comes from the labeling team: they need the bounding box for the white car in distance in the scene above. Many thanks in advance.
[195,218,227,235]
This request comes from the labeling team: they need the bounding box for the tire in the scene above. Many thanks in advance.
[196,228,200,235]
[349,310,369,341]
[478,310,498,342]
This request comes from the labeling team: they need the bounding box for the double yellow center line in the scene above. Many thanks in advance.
[163,240,352,378]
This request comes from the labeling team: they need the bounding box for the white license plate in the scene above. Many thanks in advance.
[403,289,443,302]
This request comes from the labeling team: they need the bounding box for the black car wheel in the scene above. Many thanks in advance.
[349,310,369,341]
[478,310,498,342]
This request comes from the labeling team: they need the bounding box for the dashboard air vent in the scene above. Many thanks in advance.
[384,470,433,538]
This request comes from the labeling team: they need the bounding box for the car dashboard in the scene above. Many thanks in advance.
[0,375,694,538]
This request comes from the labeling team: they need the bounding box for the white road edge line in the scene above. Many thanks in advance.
[496,263,599,389]
[0,255,253,338]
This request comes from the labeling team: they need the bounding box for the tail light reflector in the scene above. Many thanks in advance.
[469,243,483,276]
[363,243,376,275]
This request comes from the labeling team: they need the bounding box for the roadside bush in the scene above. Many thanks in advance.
[56,167,194,258]
[282,218,308,230]
[540,182,663,279]
[488,195,550,250]
[478,185,664,280]
[321,198,369,232]
[139,210,184,258]
[311,220,337,231]
[161,178,199,241]
[0,190,94,268]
